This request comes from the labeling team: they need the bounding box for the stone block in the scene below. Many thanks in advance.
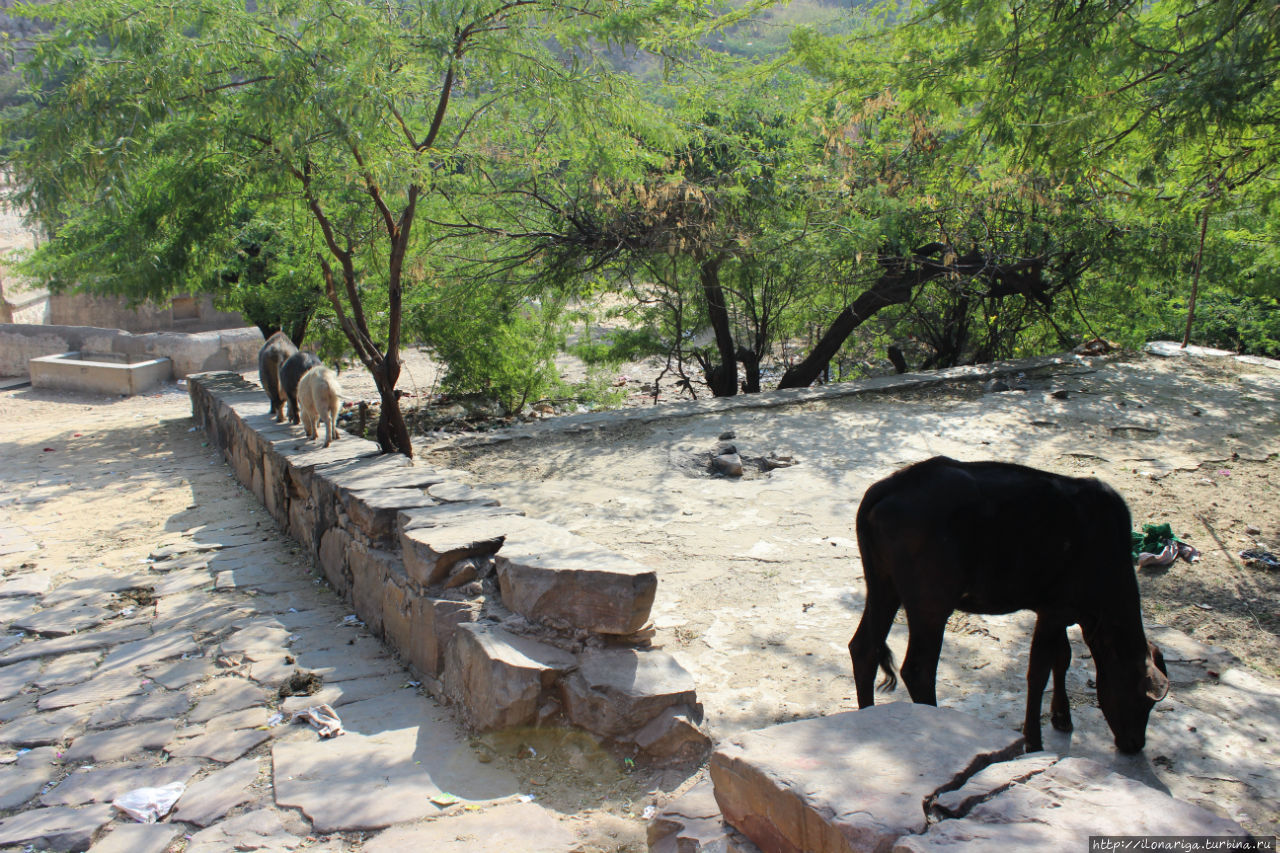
[382,570,413,654]
[318,527,352,596]
[496,519,657,634]
[631,705,711,762]
[261,452,289,527]
[407,597,479,678]
[344,488,439,543]
[397,502,521,535]
[0,804,115,852]
[648,779,762,853]
[709,703,1025,853]
[287,496,319,556]
[401,520,508,587]
[444,623,576,732]
[561,648,698,739]
[349,542,399,637]
[896,757,1248,851]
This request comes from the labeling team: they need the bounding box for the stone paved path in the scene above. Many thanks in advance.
[0,383,633,851]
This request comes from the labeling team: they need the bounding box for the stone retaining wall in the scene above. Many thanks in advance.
[188,371,709,762]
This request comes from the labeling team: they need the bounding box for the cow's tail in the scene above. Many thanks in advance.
[876,644,898,693]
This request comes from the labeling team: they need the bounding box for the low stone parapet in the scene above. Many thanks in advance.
[187,370,706,762]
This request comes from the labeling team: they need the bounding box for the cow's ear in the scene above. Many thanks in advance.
[1145,657,1170,702]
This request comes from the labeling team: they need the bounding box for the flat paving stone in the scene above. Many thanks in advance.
[0,623,151,664]
[87,822,181,853]
[168,726,272,763]
[0,804,114,853]
[0,694,35,723]
[32,651,102,690]
[278,674,406,715]
[0,571,53,598]
[0,706,88,746]
[86,689,191,730]
[709,703,1025,853]
[171,756,264,826]
[183,807,301,853]
[271,693,520,832]
[0,596,40,626]
[37,671,148,711]
[97,631,198,673]
[63,720,177,762]
[40,762,200,807]
[142,656,217,690]
[0,746,61,810]
[188,677,270,722]
[363,801,576,852]
[12,600,115,637]
[0,658,41,700]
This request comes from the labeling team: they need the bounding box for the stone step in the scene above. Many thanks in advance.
[444,623,577,731]
[495,518,657,635]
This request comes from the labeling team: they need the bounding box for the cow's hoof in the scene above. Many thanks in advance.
[1051,712,1073,733]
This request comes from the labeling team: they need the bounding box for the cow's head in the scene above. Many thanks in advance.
[1095,639,1169,753]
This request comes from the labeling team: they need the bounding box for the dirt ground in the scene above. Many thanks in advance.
[3,345,1277,844]
[430,347,1280,835]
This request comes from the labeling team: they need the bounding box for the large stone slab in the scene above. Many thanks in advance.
[401,520,508,587]
[362,801,576,852]
[37,672,148,711]
[0,571,53,598]
[0,658,41,701]
[495,518,657,634]
[12,600,114,637]
[405,596,478,678]
[188,677,270,722]
[895,757,1248,851]
[0,706,88,746]
[63,720,176,762]
[170,756,263,826]
[344,488,440,543]
[709,703,1025,853]
[0,746,61,810]
[443,624,576,732]
[182,807,301,853]
[86,823,181,853]
[271,691,520,832]
[0,623,151,664]
[86,689,191,729]
[648,779,760,853]
[40,762,199,807]
[561,648,699,739]
[396,501,518,535]
[0,804,114,853]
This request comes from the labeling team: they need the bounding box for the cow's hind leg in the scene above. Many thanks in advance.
[899,606,948,706]
[1049,627,1073,733]
[850,585,901,708]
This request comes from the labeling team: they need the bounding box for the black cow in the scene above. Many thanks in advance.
[849,456,1169,753]
[278,350,322,427]
[257,331,298,422]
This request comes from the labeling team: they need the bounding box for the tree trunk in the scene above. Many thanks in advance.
[370,359,413,458]
[737,347,761,393]
[776,260,924,389]
[699,256,739,397]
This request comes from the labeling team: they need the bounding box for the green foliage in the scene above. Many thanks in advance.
[413,284,567,415]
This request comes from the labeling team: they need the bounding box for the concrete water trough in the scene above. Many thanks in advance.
[29,351,173,396]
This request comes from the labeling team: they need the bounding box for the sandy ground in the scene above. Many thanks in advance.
[431,347,1280,835]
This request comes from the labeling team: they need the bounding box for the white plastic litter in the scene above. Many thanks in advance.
[112,781,186,823]
[291,703,344,738]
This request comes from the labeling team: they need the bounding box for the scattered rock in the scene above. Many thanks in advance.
[444,624,576,732]
[561,648,700,739]
[713,453,744,477]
